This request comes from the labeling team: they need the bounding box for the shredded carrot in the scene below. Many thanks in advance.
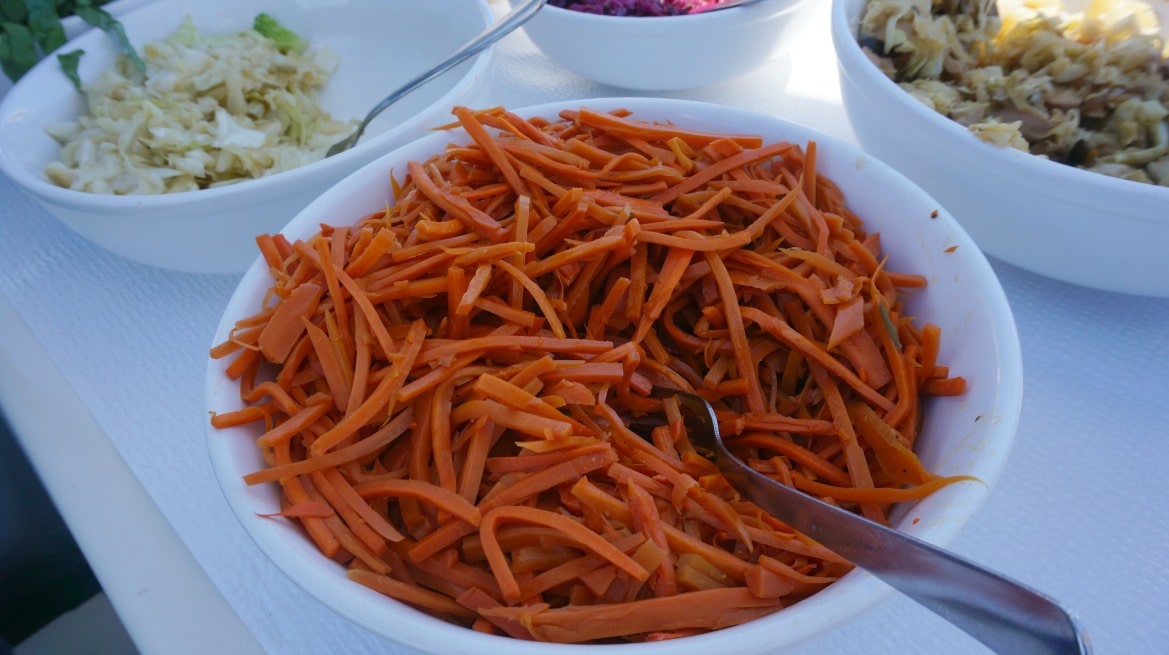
[210,105,971,644]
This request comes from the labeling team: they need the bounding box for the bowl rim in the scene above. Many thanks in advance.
[830,0,1169,222]
[58,0,156,36]
[205,96,1022,654]
[536,0,800,21]
[0,0,495,211]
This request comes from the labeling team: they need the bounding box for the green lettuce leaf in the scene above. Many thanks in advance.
[253,12,306,53]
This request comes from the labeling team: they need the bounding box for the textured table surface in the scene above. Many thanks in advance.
[1,1,1166,653]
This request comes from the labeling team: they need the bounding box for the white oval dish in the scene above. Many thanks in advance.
[206,97,1022,654]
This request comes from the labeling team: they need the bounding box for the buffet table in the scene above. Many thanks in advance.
[1,2,1166,653]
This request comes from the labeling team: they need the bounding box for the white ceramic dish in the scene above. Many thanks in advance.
[205,97,1023,654]
[0,0,494,274]
[520,0,817,91]
[832,0,1169,298]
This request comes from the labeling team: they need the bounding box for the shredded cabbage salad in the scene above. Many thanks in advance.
[44,15,354,195]
[859,0,1169,185]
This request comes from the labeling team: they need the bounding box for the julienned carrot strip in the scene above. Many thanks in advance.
[652,140,794,205]
[255,233,287,270]
[624,481,678,598]
[730,432,851,488]
[803,140,818,207]
[344,227,396,277]
[349,569,476,619]
[494,259,567,338]
[256,282,323,363]
[740,306,894,411]
[320,467,405,543]
[480,505,649,602]
[408,160,507,242]
[792,472,975,503]
[353,478,481,527]
[209,404,273,429]
[255,400,331,448]
[488,587,783,644]
[332,265,397,360]
[573,107,763,150]
[456,587,535,639]
[921,376,967,395]
[453,106,527,196]
[257,500,335,519]
[242,407,415,485]
[472,373,588,432]
[417,335,613,367]
[408,447,619,564]
[808,361,883,522]
[519,533,646,601]
[731,249,892,388]
[705,251,765,413]
[633,245,693,343]
[309,320,426,457]
[266,440,340,559]
[486,443,609,475]
[449,399,575,440]
[309,469,389,558]
[211,105,968,644]
[301,317,350,413]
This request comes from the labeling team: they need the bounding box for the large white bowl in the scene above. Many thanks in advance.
[0,0,494,275]
[205,97,1023,654]
[519,0,817,91]
[832,0,1169,298]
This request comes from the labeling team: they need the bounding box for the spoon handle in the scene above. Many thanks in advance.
[718,451,1091,654]
[335,0,545,153]
[364,0,544,117]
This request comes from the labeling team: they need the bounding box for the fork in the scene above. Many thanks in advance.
[324,0,548,157]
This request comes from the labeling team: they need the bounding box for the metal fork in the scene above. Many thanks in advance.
[324,0,548,158]
[642,388,1091,655]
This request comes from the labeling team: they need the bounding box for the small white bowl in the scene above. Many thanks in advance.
[206,97,1022,654]
[0,0,494,275]
[520,0,817,91]
[832,0,1169,298]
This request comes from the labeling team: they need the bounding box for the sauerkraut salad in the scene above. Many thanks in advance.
[44,14,355,195]
[859,0,1169,185]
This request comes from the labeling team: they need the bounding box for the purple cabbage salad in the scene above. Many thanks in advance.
[549,0,734,16]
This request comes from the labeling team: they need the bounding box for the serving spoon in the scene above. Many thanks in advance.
[642,388,1091,655]
[325,0,771,157]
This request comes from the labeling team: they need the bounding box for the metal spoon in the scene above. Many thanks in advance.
[325,0,773,157]
[644,388,1091,655]
[325,0,549,158]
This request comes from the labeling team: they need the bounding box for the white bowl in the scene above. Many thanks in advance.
[205,97,1022,653]
[832,0,1169,298]
[520,0,817,91]
[0,0,494,275]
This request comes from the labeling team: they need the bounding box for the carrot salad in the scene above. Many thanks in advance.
[210,105,968,643]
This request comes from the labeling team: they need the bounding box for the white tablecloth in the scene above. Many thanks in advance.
[1,2,1167,653]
